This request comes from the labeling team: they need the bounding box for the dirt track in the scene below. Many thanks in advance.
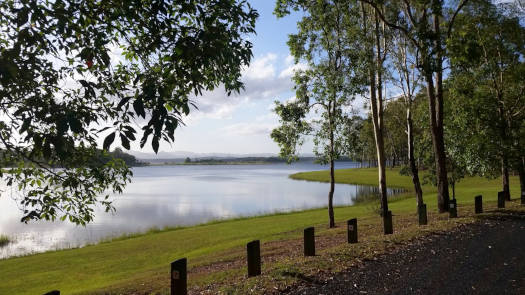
[288,212,525,295]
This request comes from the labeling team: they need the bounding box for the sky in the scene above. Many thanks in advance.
[160,0,522,156]
[129,2,309,155]
[124,1,374,156]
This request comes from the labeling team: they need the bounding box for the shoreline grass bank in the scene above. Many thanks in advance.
[0,168,520,294]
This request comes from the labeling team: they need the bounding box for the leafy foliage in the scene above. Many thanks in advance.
[0,0,257,224]
[447,0,525,178]
[272,0,365,164]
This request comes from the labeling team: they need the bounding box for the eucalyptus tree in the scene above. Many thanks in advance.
[448,0,525,199]
[0,0,258,224]
[358,2,393,227]
[358,0,471,212]
[273,0,364,228]
[390,32,425,208]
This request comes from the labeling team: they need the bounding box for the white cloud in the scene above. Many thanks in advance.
[189,53,297,120]
[255,112,278,122]
[242,53,277,80]
[278,62,308,79]
[222,122,278,136]
[285,55,295,65]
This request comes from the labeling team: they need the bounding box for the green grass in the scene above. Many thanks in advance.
[0,168,520,294]
[291,168,520,211]
[0,235,9,247]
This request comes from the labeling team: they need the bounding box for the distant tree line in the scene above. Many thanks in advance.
[0,147,147,168]
[96,148,148,167]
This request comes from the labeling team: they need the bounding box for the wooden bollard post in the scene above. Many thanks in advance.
[170,258,187,295]
[383,211,393,235]
[304,227,315,256]
[449,199,457,218]
[418,204,428,225]
[43,291,60,295]
[475,195,483,214]
[498,191,505,208]
[521,191,525,205]
[247,240,261,277]
[347,218,358,243]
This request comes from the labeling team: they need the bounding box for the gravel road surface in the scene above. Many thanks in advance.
[289,214,525,295]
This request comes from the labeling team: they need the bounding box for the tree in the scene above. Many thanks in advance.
[358,2,393,230]
[383,100,407,168]
[0,0,258,224]
[390,31,425,208]
[273,0,364,228]
[358,0,472,212]
[448,0,525,199]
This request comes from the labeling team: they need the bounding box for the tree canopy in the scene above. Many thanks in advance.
[0,0,257,224]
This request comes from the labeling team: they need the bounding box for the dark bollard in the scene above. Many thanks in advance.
[475,195,483,214]
[383,211,393,235]
[43,291,60,295]
[521,191,525,205]
[449,199,457,218]
[498,191,505,208]
[418,204,427,225]
[303,227,315,256]
[347,218,358,244]
[170,258,187,295]
[247,240,261,277]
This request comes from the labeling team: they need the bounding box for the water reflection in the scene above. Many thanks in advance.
[0,162,401,258]
[350,186,406,203]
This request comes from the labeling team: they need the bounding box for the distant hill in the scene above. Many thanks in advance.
[128,150,283,160]
[144,156,355,165]
[104,148,148,167]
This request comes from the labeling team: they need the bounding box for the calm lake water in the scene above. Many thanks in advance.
[0,162,399,258]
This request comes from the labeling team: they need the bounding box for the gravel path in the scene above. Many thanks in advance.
[289,214,525,295]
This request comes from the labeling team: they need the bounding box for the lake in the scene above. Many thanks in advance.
[0,162,399,259]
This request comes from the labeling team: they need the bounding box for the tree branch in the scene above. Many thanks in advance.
[447,0,469,38]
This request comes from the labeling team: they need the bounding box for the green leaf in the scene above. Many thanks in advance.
[152,137,159,153]
[133,99,146,118]
[17,8,29,26]
[103,132,116,150]
[120,134,130,150]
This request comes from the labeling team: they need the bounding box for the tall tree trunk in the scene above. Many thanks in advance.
[423,67,449,213]
[407,107,424,206]
[328,158,335,228]
[371,11,388,217]
[361,4,388,220]
[502,157,511,201]
[498,104,511,200]
[431,10,450,213]
[518,157,525,197]
[328,100,336,228]
[392,153,396,168]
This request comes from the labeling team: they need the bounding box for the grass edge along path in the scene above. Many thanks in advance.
[0,168,521,294]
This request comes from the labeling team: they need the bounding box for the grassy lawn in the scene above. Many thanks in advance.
[0,168,520,294]
[290,168,521,211]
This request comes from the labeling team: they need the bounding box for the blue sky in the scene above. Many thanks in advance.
[136,1,306,154]
[128,0,525,155]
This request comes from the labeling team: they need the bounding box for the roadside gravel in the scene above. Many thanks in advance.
[288,213,525,295]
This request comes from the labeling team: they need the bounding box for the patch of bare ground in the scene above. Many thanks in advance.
[184,201,523,295]
[287,206,525,295]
